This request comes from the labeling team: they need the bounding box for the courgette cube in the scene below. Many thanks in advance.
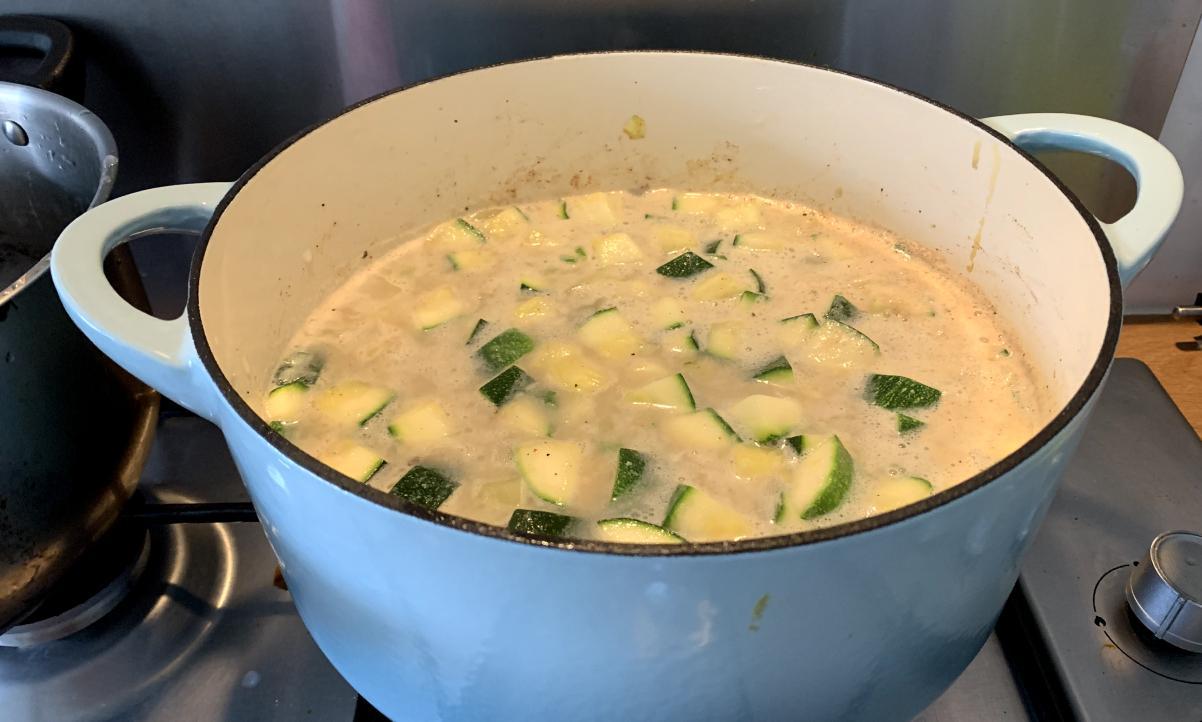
[663,408,740,450]
[825,294,859,322]
[656,251,713,278]
[732,444,784,479]
[455,218,486,242]
[726,394,802,443]
[498,394,552,436]
[577,308,642,358]
[265,381,308,425]
[479,207,528,237]
[775,313,820,348]
[389,466,458,510]
[868,475,934,514]
[479,366,534,406]
[672,193,719,214]
[749,268,767,294]
[592,232,644,266]
[596,518,684,544]
[272,350,324,387]
[715,203,761,230]
[662,326,699,359]
[662,485,752,541]
[739,291,766,306]
[515,440,585,505]
[567,192,622,225]
[466,318,490,345]
[703,239,723,255]
[651,297,687,329]
[514,297,553,323]
[897,413,926,433]
[865,374,942,410]
[429,218,486,252]
[411,286,467,330]
[314,381,395,427]
[387,399,452,446]
[611,448,647,500]
[785,435,805,454]
[626,373,695,411]
[803,320,880,368]
[778,435,854,520]
[447,248,495,272]
[508,509,576,537]
[705,321,742,360]
[529,341,613,394]
[478,328,536,372]
[753,356,794,385]
[322,442,386,483]
[652,225,695,254]
[691,272,747,300]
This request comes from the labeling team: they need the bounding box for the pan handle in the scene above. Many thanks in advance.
[51,183,231,422]
[982,113,1183,288]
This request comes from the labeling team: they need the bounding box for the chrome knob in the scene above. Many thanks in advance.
[1126,531,1202,653]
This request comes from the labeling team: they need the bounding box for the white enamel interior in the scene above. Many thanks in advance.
[199,53,1111,429]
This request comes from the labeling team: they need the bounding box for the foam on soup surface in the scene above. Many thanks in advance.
[261,190,1043,543]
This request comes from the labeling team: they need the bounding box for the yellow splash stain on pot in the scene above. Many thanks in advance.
[623,114,646,140]
[968,143,1001,272]
[972,140,981,170]
[749,593,770,631]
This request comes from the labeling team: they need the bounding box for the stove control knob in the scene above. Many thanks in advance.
[1126,531,1202,653]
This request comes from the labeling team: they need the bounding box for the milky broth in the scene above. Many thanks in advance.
[260,189,1044,542]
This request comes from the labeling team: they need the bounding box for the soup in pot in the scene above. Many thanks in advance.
[260,190,1044,543]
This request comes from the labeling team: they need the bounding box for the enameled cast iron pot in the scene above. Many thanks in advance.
[50,53,1182,720]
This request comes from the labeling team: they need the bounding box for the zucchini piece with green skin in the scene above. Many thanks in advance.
[596,518,684,544]
[825,294,859,322]
[871,475,933,512]
[739,291,766,306]
[661,326,699,359]
[626,373,696,411]
[455,218,486,242]
[780,313,819,329]
[610,448,647,500]
[272,350,324,386]
[323,443,387,483]
[497,394,552,436]
[753,356,793,385]
[656,251,714,278]
[412,286,467,330]
[703,239,723,255]
[265,381,308,425]
[749,268,767,294]
[387,399,452,445]
[389,466,458,510]
[578,308,641,359]
[478,328,535,371]
[663,408,740,450]
[777,435,854,521]
[314,381,395,427]
[726,394,802,443]
[508,509,576,537]
[466,319,489,345]
[785,435,804,454]
[479,366,534,406]
[515,440,584,505]
[558,200,569,219]
[663,485,752,540]
[866,374,942,410]
[705,322,741,360]
[897,413,925,433]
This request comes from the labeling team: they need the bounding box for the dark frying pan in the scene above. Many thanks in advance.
[0,16,158,632]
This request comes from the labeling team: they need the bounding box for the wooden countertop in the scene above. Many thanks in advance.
[1117,317,1202,436]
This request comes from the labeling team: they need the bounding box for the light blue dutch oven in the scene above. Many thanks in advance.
[50,53,1182,720]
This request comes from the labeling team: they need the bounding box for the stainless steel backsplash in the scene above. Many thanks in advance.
[2,0,1198,309]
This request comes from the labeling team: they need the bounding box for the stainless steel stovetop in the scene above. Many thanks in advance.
[1,358,1198,721]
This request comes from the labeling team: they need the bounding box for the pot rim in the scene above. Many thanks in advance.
[188,50,1121,557]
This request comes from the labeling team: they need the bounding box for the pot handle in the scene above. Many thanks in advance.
[982,113,1183,287]
[51,183,232,422]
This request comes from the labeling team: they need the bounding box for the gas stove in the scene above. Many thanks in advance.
[0,358,1198,721]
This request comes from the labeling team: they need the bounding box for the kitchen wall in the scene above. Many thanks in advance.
[2,0,1200,311]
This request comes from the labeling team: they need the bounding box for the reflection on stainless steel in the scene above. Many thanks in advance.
[1172,304,1202,318]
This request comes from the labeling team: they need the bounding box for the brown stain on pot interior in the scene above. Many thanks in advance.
[972,140,981,170]
[967,143,1001,273]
